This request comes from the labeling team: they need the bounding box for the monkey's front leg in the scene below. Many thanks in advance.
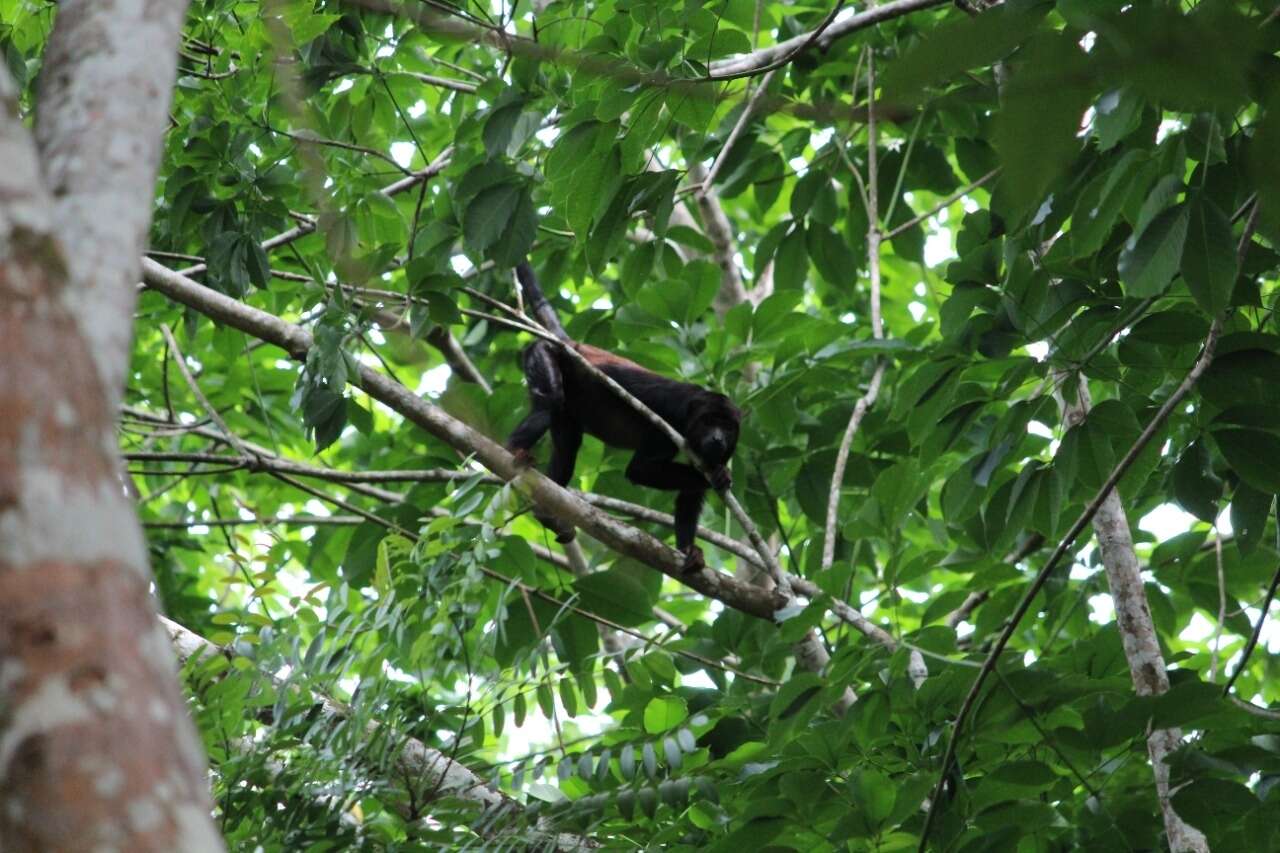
[675,489,708,573]
[626,453,710,572]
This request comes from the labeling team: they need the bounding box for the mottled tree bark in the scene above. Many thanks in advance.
[1058,374,1209,853]
[0,2,222,850]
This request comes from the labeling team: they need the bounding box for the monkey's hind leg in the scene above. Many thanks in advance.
[508,340,576,542]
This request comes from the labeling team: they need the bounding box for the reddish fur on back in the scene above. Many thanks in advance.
[576,343,649,373]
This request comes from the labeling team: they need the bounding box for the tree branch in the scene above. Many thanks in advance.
[140,257,787,621]
[706,0,951,79]
[1056,372,1209,853]
[918,317,1223,851]
[1222,561,1280,697]
[698,69,777,196]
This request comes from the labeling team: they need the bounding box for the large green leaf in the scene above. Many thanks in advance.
[1181,195,1236,315]
[1213,429,1280,494]
[462,182,521,253]
[1118,203,1189,298]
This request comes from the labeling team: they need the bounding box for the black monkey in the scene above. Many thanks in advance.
[507,262,741,573]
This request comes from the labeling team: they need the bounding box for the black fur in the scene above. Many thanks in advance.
[508,263,741,572]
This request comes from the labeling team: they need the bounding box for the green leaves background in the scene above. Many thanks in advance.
[5,0,1280,848]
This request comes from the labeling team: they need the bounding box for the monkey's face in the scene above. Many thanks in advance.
[687,393,741,467]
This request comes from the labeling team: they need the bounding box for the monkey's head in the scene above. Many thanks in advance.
[685,391,741,467]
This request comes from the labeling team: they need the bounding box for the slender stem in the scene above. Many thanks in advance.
[698,69,777,197]
[1222,560,1280,696]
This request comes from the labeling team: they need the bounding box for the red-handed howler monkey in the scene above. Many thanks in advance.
[507,262,741,573]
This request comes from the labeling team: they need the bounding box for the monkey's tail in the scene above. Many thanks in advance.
[516,262,571,342]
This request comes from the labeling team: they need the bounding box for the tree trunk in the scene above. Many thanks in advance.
[0,1,223,849]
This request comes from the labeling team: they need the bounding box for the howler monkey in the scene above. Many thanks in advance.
[507,262,741,573]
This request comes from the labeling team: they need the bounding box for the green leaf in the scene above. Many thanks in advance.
[1069,150,1148,259]
[566,144,622,236]
[1118,203,1189,298]
[643,696,687,734]
[463,182,520,253]
[881,5,1046,102]
[666,82,715,131]
[484,100,525,159]
[774,224,807,290]
[992,33,1093,214]
[1230,482,1272,556]
[1181,196,1236,315]
[536,681,555,719]
[989,760,1057,787]
[1212,429,1280,493]
[1171,441,1222,523]
[282,9,340,43]
[488,185,537,267]
[768,673,824,720]
[849,769,895,826]
[573,567,655,627]
[559,678,579,718]
[1093,88,1142,151]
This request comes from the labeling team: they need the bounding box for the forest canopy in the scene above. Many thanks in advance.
[3,0,1280,850]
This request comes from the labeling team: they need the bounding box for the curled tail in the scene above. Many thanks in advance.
[516,262,570,342]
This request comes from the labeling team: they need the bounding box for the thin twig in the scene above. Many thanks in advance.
[143,515,364,528]
[698,68,777,197]
[882,167,1000,239]
[159,324,255,462]
[261,122,411,174]
[382,68,479,93]
[823,51,886,573]
[124,446,762,564]
[1211,530,1226,680]
[1222,560,1280,696]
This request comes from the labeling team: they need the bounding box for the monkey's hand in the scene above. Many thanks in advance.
[680,545,706,574]
[708,466,732,492]
[511,447,536,469]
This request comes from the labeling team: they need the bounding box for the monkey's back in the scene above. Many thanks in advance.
[561,346,696,453]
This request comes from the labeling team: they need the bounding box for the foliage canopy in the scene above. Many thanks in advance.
[5,0,1280,849]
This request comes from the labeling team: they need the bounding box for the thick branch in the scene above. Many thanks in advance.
[1057,374,1209,853]
[707,0,950,78]
[686,162,752,315]
[140,258,786,621]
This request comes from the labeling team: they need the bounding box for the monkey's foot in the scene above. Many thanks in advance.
[510,447,535,469]
[708,466,732,492]
[680,546,706,574]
